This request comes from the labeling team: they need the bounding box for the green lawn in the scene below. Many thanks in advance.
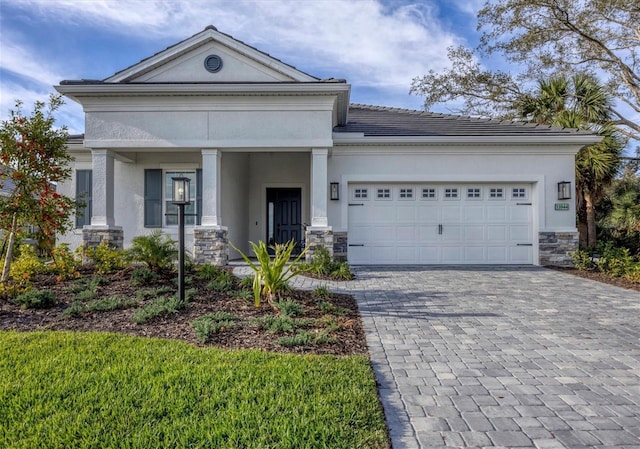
[0,331,388,449]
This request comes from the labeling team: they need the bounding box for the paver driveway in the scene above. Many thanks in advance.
[292,266,640,449]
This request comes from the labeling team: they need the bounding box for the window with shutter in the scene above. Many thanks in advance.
[75,170,92,228]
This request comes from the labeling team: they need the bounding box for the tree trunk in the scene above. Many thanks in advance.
[585,192,597,248]
[1,214,18,283]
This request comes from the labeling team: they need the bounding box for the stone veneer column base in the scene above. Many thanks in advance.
[539,231,579,267]
[305,228,334,262]
[333,231,348,262]
[194,227,228,266]
[82,227,124,250]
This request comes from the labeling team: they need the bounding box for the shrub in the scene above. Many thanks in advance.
[273,299,304,317]
[231,289,253,301]
[231,240,307,307]
[191,312,239,344]
[130,267,158,286]
[128,231,177,272]
[298,246,354,280]
[313,286,330,299]
[14,289,56,309]
[86,295,138,312]
[49,244,80,280]
[595,242,635,277]
[317,301,349,316]
[85,241,129,274]
[131,296,185,324]
[571,249,595,271]
[196,264,224,281]
[9,244,44,285]
[135,286,174,300]
[277,330,313,347]
[251,315,314,334]
[238,275,254,291]
[206,270,234,292]
[62,300,85,317]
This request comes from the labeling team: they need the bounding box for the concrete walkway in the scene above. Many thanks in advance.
[233,264,640,448]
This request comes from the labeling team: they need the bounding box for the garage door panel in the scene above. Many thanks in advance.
[396,225,417,241]
[509,225,532,241]
[487,225,508,242]
[465,205,485,221]
[486,205,507,221]
[464,247,486,263]
[464,225,485,242]
[348,183,534,265]
[441,205,462,221]
[487,246,509,263]
[509,206,531,222]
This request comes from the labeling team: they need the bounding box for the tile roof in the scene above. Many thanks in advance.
[335,104,594,137]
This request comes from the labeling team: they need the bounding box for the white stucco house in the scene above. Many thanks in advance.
[55,26,599,266]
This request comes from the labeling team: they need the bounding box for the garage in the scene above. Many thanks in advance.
[347,183,534,265]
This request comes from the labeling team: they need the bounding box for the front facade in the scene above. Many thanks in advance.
[56,26,598,266]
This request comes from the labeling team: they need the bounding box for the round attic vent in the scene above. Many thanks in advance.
[204,55,223,73]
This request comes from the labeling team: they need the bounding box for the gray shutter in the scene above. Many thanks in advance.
[144,169,162,228]
[196,169,202,225]
[75,170,92,228]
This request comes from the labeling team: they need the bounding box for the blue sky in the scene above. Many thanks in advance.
[0,0,486,134]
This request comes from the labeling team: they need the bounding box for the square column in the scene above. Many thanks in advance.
[200,149,222,226]
[83,148,122,249]
[195,149,228,265]
[311,148,329,227]
[90,149,116,227]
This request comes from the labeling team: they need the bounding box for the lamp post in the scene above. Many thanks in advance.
[171,176,191,303]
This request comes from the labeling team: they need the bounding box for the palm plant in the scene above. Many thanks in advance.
[518,74,624,248]
[231,240,307,307]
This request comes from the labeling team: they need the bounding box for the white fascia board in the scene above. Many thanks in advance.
[56,82,350,100]
[83,138,334,149]
[104,29,318,83]
[332,133,602,147]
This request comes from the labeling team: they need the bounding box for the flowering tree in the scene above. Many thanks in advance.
[0,95,80,283]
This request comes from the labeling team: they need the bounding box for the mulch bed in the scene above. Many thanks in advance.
[0,267,368,356]
[551,266,640,292]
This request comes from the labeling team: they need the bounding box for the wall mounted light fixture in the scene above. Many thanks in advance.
[330,182,339,200]
[557,181,571,200]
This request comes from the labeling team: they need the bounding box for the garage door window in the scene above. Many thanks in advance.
[399,188,414,199]
[467,187,481,199]
[512,187,527,199]
[353,188,369,200]
[444,188,459,199]
[489,187,504,199]
[376,188,392,200]
[422,187,437,200]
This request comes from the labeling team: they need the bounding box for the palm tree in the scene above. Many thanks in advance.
[518,74,624,248]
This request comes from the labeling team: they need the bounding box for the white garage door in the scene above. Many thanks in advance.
[348,183,534,264]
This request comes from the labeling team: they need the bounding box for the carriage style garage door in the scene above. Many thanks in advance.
[347,183,534,264]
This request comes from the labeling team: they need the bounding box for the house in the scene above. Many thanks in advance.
[55,26,599,266]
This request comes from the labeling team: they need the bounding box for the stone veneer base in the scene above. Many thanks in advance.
[333,231,348,262]
[539,231,578,267]
[194,227,228,266]
[305,228,334,262]
[82,227,124,250]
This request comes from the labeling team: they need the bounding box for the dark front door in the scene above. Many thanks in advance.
[267,188,302,248]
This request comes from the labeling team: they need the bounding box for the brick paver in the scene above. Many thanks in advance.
[234,264,640,448]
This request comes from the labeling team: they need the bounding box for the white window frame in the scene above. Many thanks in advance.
[352,187,369,201]
[376,187,392,200]
[488,187,505,200]
[421,187,437,200]
[398,187,415,200]
[511,187,528,200]
[466,187,482,200]
[444,187,459,200]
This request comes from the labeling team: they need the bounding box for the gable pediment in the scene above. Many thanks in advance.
[105,26,318,84]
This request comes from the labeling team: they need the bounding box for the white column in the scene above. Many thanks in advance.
[310,148,329,228]
[90,149,116,227]
[200,149,221,227]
